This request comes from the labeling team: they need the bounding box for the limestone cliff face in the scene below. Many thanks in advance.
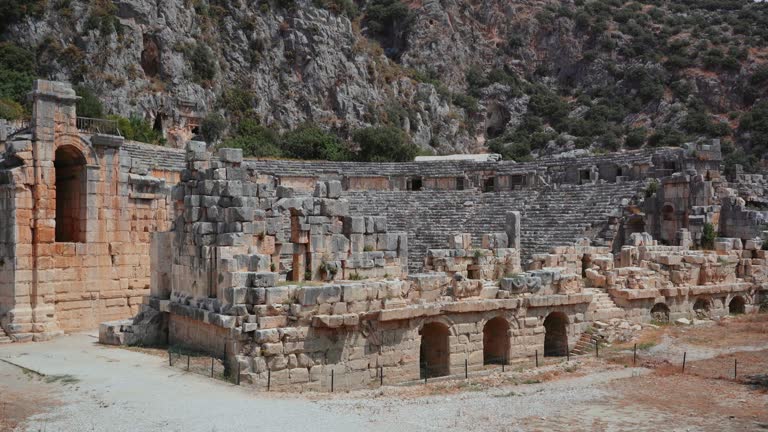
[3,0,767,160]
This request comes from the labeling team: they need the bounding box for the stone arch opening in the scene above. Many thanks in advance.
[662,204,675,221]
[581,254,592,278]
[485,103,510,139]
[543,312,569,357]
[55,145,87,243]
[420,322,450,378]
[650,302,670,323]
[483,317,509,365]
[693,297,712,319]
[728,296,746,315]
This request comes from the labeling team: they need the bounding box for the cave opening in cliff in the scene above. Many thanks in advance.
[485,103,510,139]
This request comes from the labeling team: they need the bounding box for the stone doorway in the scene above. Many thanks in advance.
[483,317,509,365]
[420,322,450,378]
[693,298,712,319]
[729,296,746,315]
[650,303,670,323]
[543,312,569,357]
[54,145,87,242]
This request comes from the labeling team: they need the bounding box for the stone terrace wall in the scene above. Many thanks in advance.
[245,148,680,181]
[345,181,648,271]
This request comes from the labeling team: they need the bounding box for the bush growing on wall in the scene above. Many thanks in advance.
[701,223,716,249]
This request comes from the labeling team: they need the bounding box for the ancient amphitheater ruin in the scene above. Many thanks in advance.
[1,81,767,389]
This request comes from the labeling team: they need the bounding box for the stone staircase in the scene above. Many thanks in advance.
[585,288,625,321]
[571,327,602,356]
[0,325,13,344]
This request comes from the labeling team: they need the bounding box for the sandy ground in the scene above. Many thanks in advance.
[1,315,767,432]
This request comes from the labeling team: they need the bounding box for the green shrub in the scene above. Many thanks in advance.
[190,43,217,82]
[364,0,413,57]
[648,127,686,147]
[74,85,103,118]
[750,65,768,86]
[353,126,418,162]
[109,115,164,145]
[283,123,349,160]
[0,43,36,107]
[0,0,46,33]
[221,119,282,158]
[644,179,659,198]
[701,222,716,249]
[0,98,25,120]
[625,127,647,148]
[220,87,255,119]
[739,101,768,159]
[200,113,227,144]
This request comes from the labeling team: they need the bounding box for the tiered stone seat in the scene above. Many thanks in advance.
[346,181,647,271]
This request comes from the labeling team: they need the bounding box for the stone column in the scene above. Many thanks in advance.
[505,211,521,251]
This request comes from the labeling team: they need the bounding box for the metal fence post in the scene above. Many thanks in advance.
[502,355,505,373]
[380,366,383,386]
[595,342,599,358]
[331,369,335,392]
[734,358,738,379]
[267,368,271,391]
[633,343,637,366]
[168,350,172,367]
[535,350,538,368]
[424,362,428,384]
[465,359,468,379]
[237,361,241,385]
[682,352,687,373]
[187,355,190,371]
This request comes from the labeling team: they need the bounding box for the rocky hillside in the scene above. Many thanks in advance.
[1,0,767,169]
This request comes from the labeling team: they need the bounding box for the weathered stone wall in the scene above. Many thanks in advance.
[0,81,181,340]
[0,182,16,332]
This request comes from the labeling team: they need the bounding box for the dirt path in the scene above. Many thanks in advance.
[1,316,767,431]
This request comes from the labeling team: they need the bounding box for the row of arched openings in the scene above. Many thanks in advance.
[418,312,569,379]
[650,296,746,323]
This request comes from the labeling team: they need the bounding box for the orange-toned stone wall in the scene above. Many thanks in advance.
[0,81,180,341]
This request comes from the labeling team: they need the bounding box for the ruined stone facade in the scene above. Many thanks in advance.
[0,81,179,341]
[1,81,767,390]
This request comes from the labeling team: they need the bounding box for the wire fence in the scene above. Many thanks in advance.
[168,347,233,384]
[164,341,766,392]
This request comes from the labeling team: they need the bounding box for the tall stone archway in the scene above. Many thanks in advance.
[54,145,87,242]
[420,322,450,378]
[544,312,569,357]
[483,317,509,365]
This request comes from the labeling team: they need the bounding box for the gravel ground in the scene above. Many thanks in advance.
[0,333,395,432]
[1,324,766,432]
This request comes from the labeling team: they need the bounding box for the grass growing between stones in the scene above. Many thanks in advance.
[44,374,79,385]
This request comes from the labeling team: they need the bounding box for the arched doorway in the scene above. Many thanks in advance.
[581,254,592,278]
[692,298,712,319]
[420,322,450,378]
[650,303,670,323]
[729,296,746,315]
[483,317,509,365]
[543,312,569,357]
[54,145,87,242]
